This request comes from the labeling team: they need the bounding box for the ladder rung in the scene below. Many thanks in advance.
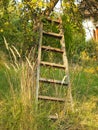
[41,46,63,53]
[38,95,65,102]
[40,61,65,69]
[43,31,62,38]
[49,115,58,120]
[40,78,68,86]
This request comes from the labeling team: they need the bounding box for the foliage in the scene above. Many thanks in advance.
[55,63,98,130]
[0,50,98,129]
[0,0,37,56]
[0,0,98,130]
[60,0,86,60]
[0,43,55,130]
[0,0,85,60]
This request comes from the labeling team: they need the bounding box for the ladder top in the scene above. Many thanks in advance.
[43,17,62,24]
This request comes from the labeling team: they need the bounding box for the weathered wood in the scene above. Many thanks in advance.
[60,21,74,112]
[41,45,64,53]
[36,18,73,117]
[38,95,65,102]
[40,78,68,86]
[43,31,63,38]
[36,23,43,103]
[48,115,58,120]
[40,61,65,69]
[60,23,70,84]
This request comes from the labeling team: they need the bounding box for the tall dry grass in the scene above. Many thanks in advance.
[0,38,42,130]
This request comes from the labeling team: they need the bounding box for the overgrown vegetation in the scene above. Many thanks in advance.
[0,0,98,130]
[0,43,98,130]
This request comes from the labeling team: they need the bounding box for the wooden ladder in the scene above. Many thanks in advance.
[36,18,72,119]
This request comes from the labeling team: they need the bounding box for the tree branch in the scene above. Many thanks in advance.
[44,0,59,16]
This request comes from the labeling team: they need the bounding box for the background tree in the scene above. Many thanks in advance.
[0,0,86,60]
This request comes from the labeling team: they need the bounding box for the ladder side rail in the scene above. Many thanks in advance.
[60,33,70,84]
[36,23,43,104]
[60,25,74,112]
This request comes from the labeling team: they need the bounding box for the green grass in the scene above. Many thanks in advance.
[71,68,98,100]
[0,59,98,130]
[0,68,10,98]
